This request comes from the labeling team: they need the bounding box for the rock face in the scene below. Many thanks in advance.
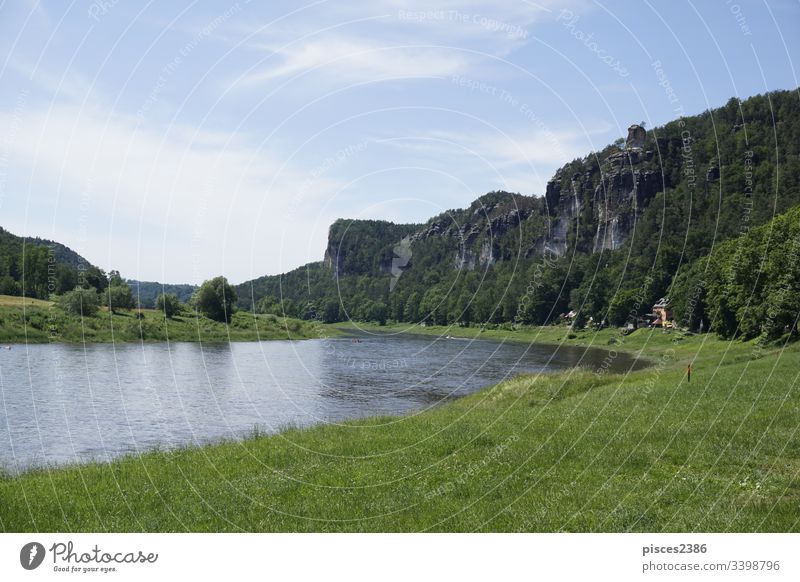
[323,219,420,277]
[323,123,666,275]
[541,135,665,257]
[542,177,579,256]
[592,166,663,252]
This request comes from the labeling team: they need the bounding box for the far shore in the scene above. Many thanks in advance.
[339,320,684,357]
[0,294,330,344]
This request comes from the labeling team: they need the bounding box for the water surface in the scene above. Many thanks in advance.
[0,332,644,472]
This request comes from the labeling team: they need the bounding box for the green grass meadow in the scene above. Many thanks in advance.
[1,324,798,532]
[0,294,320,343]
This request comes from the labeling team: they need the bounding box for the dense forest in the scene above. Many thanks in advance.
[671,204,800,339]
[0,229,202,309]
[237,89,800,337]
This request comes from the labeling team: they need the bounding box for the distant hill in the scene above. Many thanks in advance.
[128,280,197,308]
[0,226,200,307]
[23,235,90,270]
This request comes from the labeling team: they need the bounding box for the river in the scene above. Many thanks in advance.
[0,332,644,472]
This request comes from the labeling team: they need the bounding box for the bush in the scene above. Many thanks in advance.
[155,293,181,318]
[105,283,135,313]
[58,287,100,317]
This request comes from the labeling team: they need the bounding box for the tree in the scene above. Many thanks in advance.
[21,245,49,298]
[156,293,181,319]
[403,291,420,322]
[607,288,642,327]
[420,286,447,325]
[82,266,108,293]
[321,298,342,323]
[58,286,100,316]
[55,264,77,294]
[364,300,387,325]
[0,275,20,296]
[108,270,124,286]
[195,276,237,322]
[105,278,135,313]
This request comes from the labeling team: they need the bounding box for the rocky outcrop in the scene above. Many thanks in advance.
[322,124,667,276]
[626,124,646,149]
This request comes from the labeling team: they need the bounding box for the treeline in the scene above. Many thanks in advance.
[54,274,238,323]
[128,280,198,308]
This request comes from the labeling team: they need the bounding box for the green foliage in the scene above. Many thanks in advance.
[691,205,800,339]
[130,280,197,308]
[256,295,282,315]
[0,275,20,296]
[195,276,237,322]
[0,299,319,344]
[155,293,181,318]
[0,227,103,300]
[105,276,135,313]
[58,287,100,317]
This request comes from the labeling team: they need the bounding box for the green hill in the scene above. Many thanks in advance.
[0,226,106,299]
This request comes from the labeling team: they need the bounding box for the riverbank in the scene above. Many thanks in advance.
[1,328,797,532]
[0,295,323,343]
[341,321,689,357]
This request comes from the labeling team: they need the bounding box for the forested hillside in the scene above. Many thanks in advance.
[128,280,198,308]
[238,89,800,331]
[0,227,107,298]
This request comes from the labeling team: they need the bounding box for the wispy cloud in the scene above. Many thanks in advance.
[233,36,472,88]
[222,0,591,89]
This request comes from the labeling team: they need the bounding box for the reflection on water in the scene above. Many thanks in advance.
[0,332,645,472]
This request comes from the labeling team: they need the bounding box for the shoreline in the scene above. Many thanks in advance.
[339,321,681,356]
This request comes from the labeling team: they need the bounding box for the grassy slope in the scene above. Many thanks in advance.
[0,295,322,343]
[1,325,798,532]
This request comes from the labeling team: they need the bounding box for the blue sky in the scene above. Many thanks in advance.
[0,0,798,284]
